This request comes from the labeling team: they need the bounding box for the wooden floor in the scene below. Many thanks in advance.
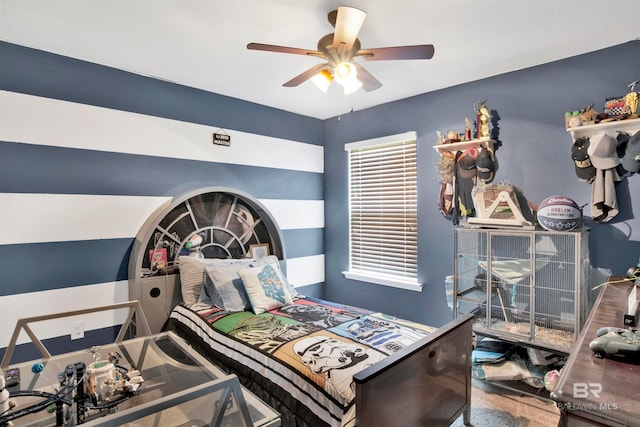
[451,379,560,427]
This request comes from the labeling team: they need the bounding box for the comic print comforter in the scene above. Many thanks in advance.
[169,297,435,427]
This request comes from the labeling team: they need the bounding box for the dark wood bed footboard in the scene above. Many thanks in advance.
[354,313,474,427]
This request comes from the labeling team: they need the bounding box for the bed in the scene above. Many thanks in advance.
[128,187,474,427]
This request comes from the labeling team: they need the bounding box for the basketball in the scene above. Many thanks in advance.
[537,196,582,231]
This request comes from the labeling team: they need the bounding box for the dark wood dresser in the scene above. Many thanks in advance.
[551,277,640,426]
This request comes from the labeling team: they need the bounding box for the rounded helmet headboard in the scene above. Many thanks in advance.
[128,187,286,331]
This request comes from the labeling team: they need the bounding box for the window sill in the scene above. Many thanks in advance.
[342,271,423,292]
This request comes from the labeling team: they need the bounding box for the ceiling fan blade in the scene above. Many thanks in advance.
[247,42,323,58]
[352,62,382,92]
[283,64,328,87]
[332,6,367,51]
[358,44,435,61]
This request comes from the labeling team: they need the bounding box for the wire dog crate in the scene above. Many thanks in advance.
[453,227,590,353]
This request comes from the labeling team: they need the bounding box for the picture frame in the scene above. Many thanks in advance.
[249,243,270,258]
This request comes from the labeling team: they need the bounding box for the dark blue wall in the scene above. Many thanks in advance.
[323,41,640,327]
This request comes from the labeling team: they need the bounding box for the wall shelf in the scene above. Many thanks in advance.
[566,117,640,141]
[433,137,495,155]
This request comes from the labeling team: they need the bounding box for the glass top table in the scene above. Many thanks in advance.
[1,331,280,426]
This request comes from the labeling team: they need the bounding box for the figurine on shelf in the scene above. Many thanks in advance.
[465,118,472,140]
[565,105,599,127]
[446,130,460,143]
[580,105,598,125]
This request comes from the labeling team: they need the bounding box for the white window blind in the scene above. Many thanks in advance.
[344,132,420,290]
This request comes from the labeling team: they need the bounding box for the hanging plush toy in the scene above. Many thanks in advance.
[437,152,456,217]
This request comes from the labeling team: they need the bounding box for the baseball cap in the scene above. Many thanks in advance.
[476,147,495,182]
[571,137,596,182]
[456,148,478,179]
[622,130,640,173]
[587,132,620,170]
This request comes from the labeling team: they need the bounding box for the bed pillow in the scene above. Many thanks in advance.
[179,254,295,309]
[237,261,293,314]
[178,255,264,307]
[177,255,209,307]
[197,282,214,306]
[203,263,252,311]
[200,256,280,311]
[283,276,300,299]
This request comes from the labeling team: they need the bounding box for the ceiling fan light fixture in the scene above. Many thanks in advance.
[334,61,357,85]
[343,77,363,95]
[311,69,333,93]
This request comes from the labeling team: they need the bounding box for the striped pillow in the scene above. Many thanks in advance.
[177,255,208,306]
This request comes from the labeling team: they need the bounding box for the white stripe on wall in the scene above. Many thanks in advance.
[0,193,323,245]
[287,254,325,288]
[1,281,130,349]
[0,91,324,174]
[0,193,171,245]
[259,199,325,230]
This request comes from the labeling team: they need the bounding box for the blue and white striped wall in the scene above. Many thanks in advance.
[0,42,326,355]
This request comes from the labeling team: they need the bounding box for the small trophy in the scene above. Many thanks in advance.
[625,80,639,118]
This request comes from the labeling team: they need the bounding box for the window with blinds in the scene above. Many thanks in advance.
[344,132,421,291]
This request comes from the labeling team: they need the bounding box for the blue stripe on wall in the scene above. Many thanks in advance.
[1,230,324,297]
[0,141,323,200]
[0,239,132,296]
[282,228,324,259]
[0,41,324,145]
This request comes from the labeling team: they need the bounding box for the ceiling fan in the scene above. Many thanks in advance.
[247,6,435,95]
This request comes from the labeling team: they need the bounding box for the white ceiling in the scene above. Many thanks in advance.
[1,0,639,120]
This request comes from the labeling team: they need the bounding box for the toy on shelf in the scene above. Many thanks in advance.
[468,184,533,228]
[566,80,640,129]
[433,100,496,155]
